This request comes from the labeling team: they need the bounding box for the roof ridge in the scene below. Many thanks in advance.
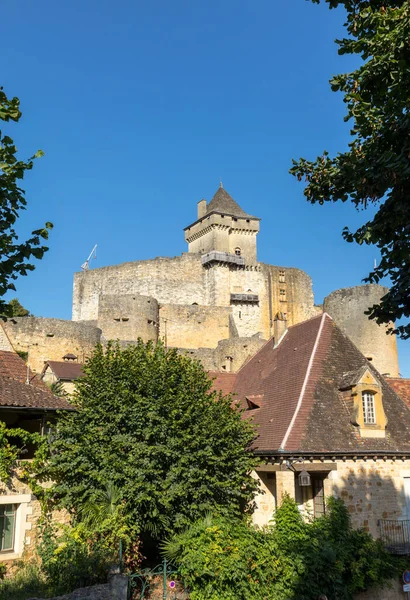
[279,313,329,451]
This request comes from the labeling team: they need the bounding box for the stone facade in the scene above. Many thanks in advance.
[253,458,410,539]
[0,468,69,562]
[1,318,101,374]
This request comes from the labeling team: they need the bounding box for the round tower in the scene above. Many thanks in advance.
[323,284,399,377]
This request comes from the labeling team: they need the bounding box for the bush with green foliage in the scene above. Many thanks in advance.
[165,496,395,600]
[0,561,48,600]
[36,519,115,595]
[39,341,259,552]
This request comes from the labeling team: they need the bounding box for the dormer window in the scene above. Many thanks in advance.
[362,392,376,424]
[235,248,241,256]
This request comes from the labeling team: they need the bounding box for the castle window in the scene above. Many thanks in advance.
[235,248,241,256]
[279,269,285,283]
[362,392,376,424]
[279,289,287,302]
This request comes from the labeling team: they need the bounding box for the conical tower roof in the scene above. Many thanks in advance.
[206,185,258,220]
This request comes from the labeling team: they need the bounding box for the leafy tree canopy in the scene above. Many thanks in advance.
[41,341,259,548]
[6,297,30,317]
[290,1,410,337]
[0,87,52,317]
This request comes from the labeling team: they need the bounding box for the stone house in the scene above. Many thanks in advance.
[212,313,410,544]
[0,350,73,561]
[41,355,83,396]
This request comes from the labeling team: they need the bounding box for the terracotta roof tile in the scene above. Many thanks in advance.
[208,372,237,396]
[44,361,83,381]
[385,378,410,408]
[0,351,73,411]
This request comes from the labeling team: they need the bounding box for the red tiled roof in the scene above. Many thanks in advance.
[210,315,410,454]
[0,351,73,410]
[208,371,237,396]
[385,378,410,408]
[233,314,328,451]
[44,361,83,381]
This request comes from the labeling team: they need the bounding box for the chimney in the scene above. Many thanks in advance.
[197,199,207,219]
[273,312,287,348]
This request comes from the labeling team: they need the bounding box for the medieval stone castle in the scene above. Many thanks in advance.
[0,185,400,378]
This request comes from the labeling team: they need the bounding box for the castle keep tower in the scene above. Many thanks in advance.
[184,184,260,264]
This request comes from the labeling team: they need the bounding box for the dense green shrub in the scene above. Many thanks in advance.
[0,561,48,600]
[36,520,115,595]
[165,497,395,600]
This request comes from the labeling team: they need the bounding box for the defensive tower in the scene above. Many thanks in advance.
[324,284,399,378]
[184,184,260,264]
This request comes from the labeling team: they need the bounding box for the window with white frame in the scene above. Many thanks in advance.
[362,392,376,424]
[0,504,17,552]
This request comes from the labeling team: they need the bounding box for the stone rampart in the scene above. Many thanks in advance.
[160,304,231,349]
[98,294,159,343]
[72,254,205,322]
[324,285,399,377]
[3,317,101,373]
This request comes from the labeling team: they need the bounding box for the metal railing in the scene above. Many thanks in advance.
[378,519,410,555]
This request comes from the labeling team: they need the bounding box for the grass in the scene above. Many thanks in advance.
[0,561,50,600]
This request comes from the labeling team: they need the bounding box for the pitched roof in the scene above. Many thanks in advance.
[44,361,83,381]
[212,315,410,454]
[233,314,328,451]
[208,371,237,396]
[385,377,410,408]
[206,186,258,220]
[0,350,73,411]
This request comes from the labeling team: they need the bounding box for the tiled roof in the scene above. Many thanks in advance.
[211,315,410,454]
[208,371,237,396]
[0,351,73,411]
[206,187,258,220]
[44,361,83,381]
[385,378,410,408]
[233,314,327,451]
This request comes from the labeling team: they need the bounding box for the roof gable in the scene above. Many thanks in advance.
[206,186,258,220]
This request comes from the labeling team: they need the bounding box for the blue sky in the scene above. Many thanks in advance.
[2,0,408,374]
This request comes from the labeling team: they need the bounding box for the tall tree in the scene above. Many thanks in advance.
[0,87,52,317]
[41,341,259,548]
[290,1,410,337]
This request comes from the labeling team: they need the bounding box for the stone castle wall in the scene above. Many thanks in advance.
[2,317,101,373]
[178,335,267,373]
[98,294,159,343]
[324,285,399,378]
[72,254,205,322]
[159,304,231,349]
[73,256,317,346]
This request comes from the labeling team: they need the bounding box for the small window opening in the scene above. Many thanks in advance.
[46,333,54,338]
[0,504,16,551]
[235,247,241,256]
[148,319,153,325]
[366,356,373,362]
[279,289,287,302]
[279,269,285,283]
[121,317,129,322]
[362,392,376,424]
[239,311,242,319]
[114,318,120,322]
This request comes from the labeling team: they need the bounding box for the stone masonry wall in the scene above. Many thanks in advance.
[72,254,205,322]
[324,285,399,378]
[3,317,102,373]
[98,294,159,343]
[159,304,231,349]
[255,458,410,540]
